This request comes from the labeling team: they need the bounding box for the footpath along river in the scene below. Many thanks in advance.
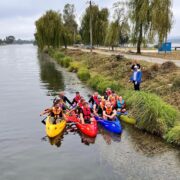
[0,44,180,180]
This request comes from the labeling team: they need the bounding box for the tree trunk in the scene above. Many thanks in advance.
[137,24,143,54]
[62,35,67,49]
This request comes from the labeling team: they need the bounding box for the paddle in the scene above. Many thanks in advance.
[41,116,47,125]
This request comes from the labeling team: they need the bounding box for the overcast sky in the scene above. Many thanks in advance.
[0,0,179,40]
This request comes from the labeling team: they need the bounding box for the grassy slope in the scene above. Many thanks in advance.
[48,48,180,145]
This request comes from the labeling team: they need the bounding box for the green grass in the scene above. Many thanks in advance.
[77,68,91,81]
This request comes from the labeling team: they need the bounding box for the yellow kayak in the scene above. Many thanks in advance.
[120,115,136,125]
[45,116,66,138]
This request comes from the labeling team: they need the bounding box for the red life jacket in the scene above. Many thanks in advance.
[93,95,100,105]
[78,102,83,109]
[82,106,91,119]
[74,95,81,103]
[106,90,112,97]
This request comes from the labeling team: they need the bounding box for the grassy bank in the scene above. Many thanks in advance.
[48,48,180,146]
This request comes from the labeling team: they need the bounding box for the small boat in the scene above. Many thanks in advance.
[67,115,98,138]
[117,112,136,125]
[95,116,122,134]
[45,116,66,138]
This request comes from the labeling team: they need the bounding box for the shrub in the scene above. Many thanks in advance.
[77,68,91,81]
[53,51,65,61]
[172,77,180,90]
[121,90,180,136]
[61,56,72,68]
[165,126,180,145]
[68,62,81,72]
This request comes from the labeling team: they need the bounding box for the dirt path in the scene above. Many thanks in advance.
[69,47,180,67]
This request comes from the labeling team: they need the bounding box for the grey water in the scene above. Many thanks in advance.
[0,45,179,180]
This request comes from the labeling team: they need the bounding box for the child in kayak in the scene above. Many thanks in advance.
[79,102,94,124]
[108,91,117,108]
[116,96,126,113]
[40,100,64,124]
[103,101,117,121]
[71,92,82,105]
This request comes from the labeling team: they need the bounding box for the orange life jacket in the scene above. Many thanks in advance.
[100,101,105,109]
[105,106,113,115]
[82,106,91,119]
[52,107,61,116]
[109,96,116,105]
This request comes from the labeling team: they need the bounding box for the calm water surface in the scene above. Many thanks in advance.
[0,45,179,180]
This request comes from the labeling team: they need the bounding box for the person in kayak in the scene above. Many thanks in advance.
[71,91,81,105]
[116,96,126,113]
[104,88,112,100]
[88,92,100,113]
[108,91,117,108]
[40,100,64,124]
[103,101,117,121]
[93,96,105,116]
[58,91,72,106]
[79,102,93,124]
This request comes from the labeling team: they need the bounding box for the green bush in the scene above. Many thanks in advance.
[53,51,65,61]
[68,62,81,72]
[63,57,72,68]
[77,68,91,81]
[172,77,180,90]
[121,90,180,136]
[165,126,180,145]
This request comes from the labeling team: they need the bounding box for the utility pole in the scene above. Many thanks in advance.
[89,0,93,53]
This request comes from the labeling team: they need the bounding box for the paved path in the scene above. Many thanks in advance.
[69,47,180,67]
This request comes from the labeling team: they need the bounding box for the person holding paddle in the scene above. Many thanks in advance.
[40,100,64,124]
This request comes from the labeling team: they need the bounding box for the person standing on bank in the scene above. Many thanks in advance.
[129,65,142,91]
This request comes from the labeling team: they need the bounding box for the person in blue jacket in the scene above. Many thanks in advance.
[129,65,142,91]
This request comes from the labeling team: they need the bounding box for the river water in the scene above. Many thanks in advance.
[0,45,179,180]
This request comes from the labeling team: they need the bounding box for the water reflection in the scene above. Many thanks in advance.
[123,125,171,157]
[41,131,65,148]
[38,53,64,93]
[98,125,121,145]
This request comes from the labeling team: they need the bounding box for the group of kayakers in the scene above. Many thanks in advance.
[40,88,126,125]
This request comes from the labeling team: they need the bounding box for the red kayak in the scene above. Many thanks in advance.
[66,114,98,138]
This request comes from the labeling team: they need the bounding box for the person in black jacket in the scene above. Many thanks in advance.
[58,92,72,106]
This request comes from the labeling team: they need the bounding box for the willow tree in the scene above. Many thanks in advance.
[105,21,119,51]
[151,0,173,44]
[128,0,173,54]
[63,4,78,46]
[35,10,62,50]
[105,1,129,50]
[80,5,109,46]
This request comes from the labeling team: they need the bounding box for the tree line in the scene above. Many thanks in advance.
[35,0,173,54]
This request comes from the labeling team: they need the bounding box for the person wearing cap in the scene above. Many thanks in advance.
[58,91,72,106]
[131,60,141,71]
[129,65,142,91]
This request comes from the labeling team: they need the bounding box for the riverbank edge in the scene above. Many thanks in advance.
[47,49,180,146]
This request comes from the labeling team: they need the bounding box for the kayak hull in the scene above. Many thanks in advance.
[95,116,122,134]
[67,115,98,137]
[117,112,136,125]
[45,116,66,138]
